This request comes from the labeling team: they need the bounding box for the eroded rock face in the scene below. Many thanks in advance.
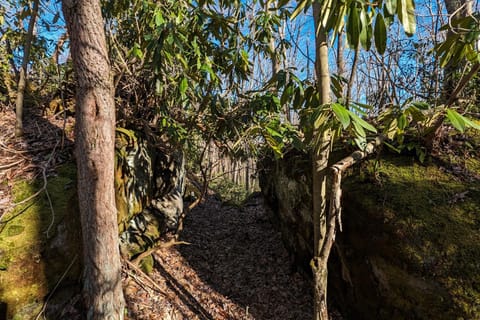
[151,151,185,230]
[259,152,480,319]
[258,150,313,273]
[115,129,185,259]
[0,129,185,318]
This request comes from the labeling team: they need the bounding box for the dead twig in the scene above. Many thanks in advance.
[0,141,31,155]
[0,200,37,233]
[0,165,47,215]
[44,141,60,238]
[131,239,191,266]
[124,258,168,296]
[0,141,59,228]
[0,159,24,170]
[124,269,155,295]
[34,255,78,320]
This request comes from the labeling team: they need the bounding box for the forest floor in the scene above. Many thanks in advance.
[0,106,315,319]
[124,197,314,320]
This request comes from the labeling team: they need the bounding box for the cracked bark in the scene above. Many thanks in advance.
[62,0,125,318]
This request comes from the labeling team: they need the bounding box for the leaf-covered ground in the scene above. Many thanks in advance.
[124,197,313,320]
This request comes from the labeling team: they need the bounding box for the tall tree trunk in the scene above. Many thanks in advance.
[312,2,332,320]
[245,159,250,192]
[15,0,40,137]
[443,0,473,102]
[425,0,473,151]
[336,31,345,97]
[62,0,125,319]
[269,37,279,77]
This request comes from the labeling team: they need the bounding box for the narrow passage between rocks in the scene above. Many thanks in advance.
[124,196,313,320]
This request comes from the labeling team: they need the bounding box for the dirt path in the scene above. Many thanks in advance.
[124,197,313,320]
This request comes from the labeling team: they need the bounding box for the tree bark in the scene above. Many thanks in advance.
[62,0,125,318]
[442,0,473,102]
[15,0,40,137]
[425,0,473,151]
[312,2,331,319]
[336,32,345,97]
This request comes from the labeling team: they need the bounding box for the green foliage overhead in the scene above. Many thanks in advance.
[374,13,387,54]
[397,0,416,36]
[290,0,416,52]
[104,0,290,157]
[262,70,379,153]
[375,100,480,162]
[435,14,480,67]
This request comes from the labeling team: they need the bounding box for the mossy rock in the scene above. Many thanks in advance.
[140,254,154,275]
[0,163,81,320]
[337,155,480,319]
[261,149,480,319]
[115,128,154,232]
[0,129,185,318]
[5,225,25,237]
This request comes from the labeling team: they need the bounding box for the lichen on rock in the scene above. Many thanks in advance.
[115,128,186,259]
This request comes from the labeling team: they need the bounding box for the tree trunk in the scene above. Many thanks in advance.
[15,0,40,137]
[425,0,473,151]
[312,2,332,320]
[62,0,125,318]
[245,159,250,192]
[336,32,345,97]
[269,36,279,77]
[443,0,473,102]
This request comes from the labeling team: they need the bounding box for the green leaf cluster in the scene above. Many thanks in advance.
[104,0,291,159]
[446,109,480,133]
[290,0,416,54]
[264,72,378,152]
[376,101,480,162]
[434,14,480,67]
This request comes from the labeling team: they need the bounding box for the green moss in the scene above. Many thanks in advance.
[0,162,80,319]
[5,225,25,237]
[140,255,154,275]
[344,155,480,318]
[465,157,480,175]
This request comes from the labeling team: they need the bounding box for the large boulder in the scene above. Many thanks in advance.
[114,128,185,258]
[0,128,185,319]
[259,151,480,319]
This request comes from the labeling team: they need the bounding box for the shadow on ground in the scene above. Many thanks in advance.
[175,196,313,320]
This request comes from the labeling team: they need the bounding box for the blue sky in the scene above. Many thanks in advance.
[2,0,478,105]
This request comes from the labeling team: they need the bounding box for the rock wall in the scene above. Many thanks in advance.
[259,151,480,319]
[259,149,313,273]
[0,128,186,319]
[114,128,185,259]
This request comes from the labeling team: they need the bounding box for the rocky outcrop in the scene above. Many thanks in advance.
[114,128,185,259]
[0,124,185,319]
[259,149,313,273]
[259,151,480,319]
